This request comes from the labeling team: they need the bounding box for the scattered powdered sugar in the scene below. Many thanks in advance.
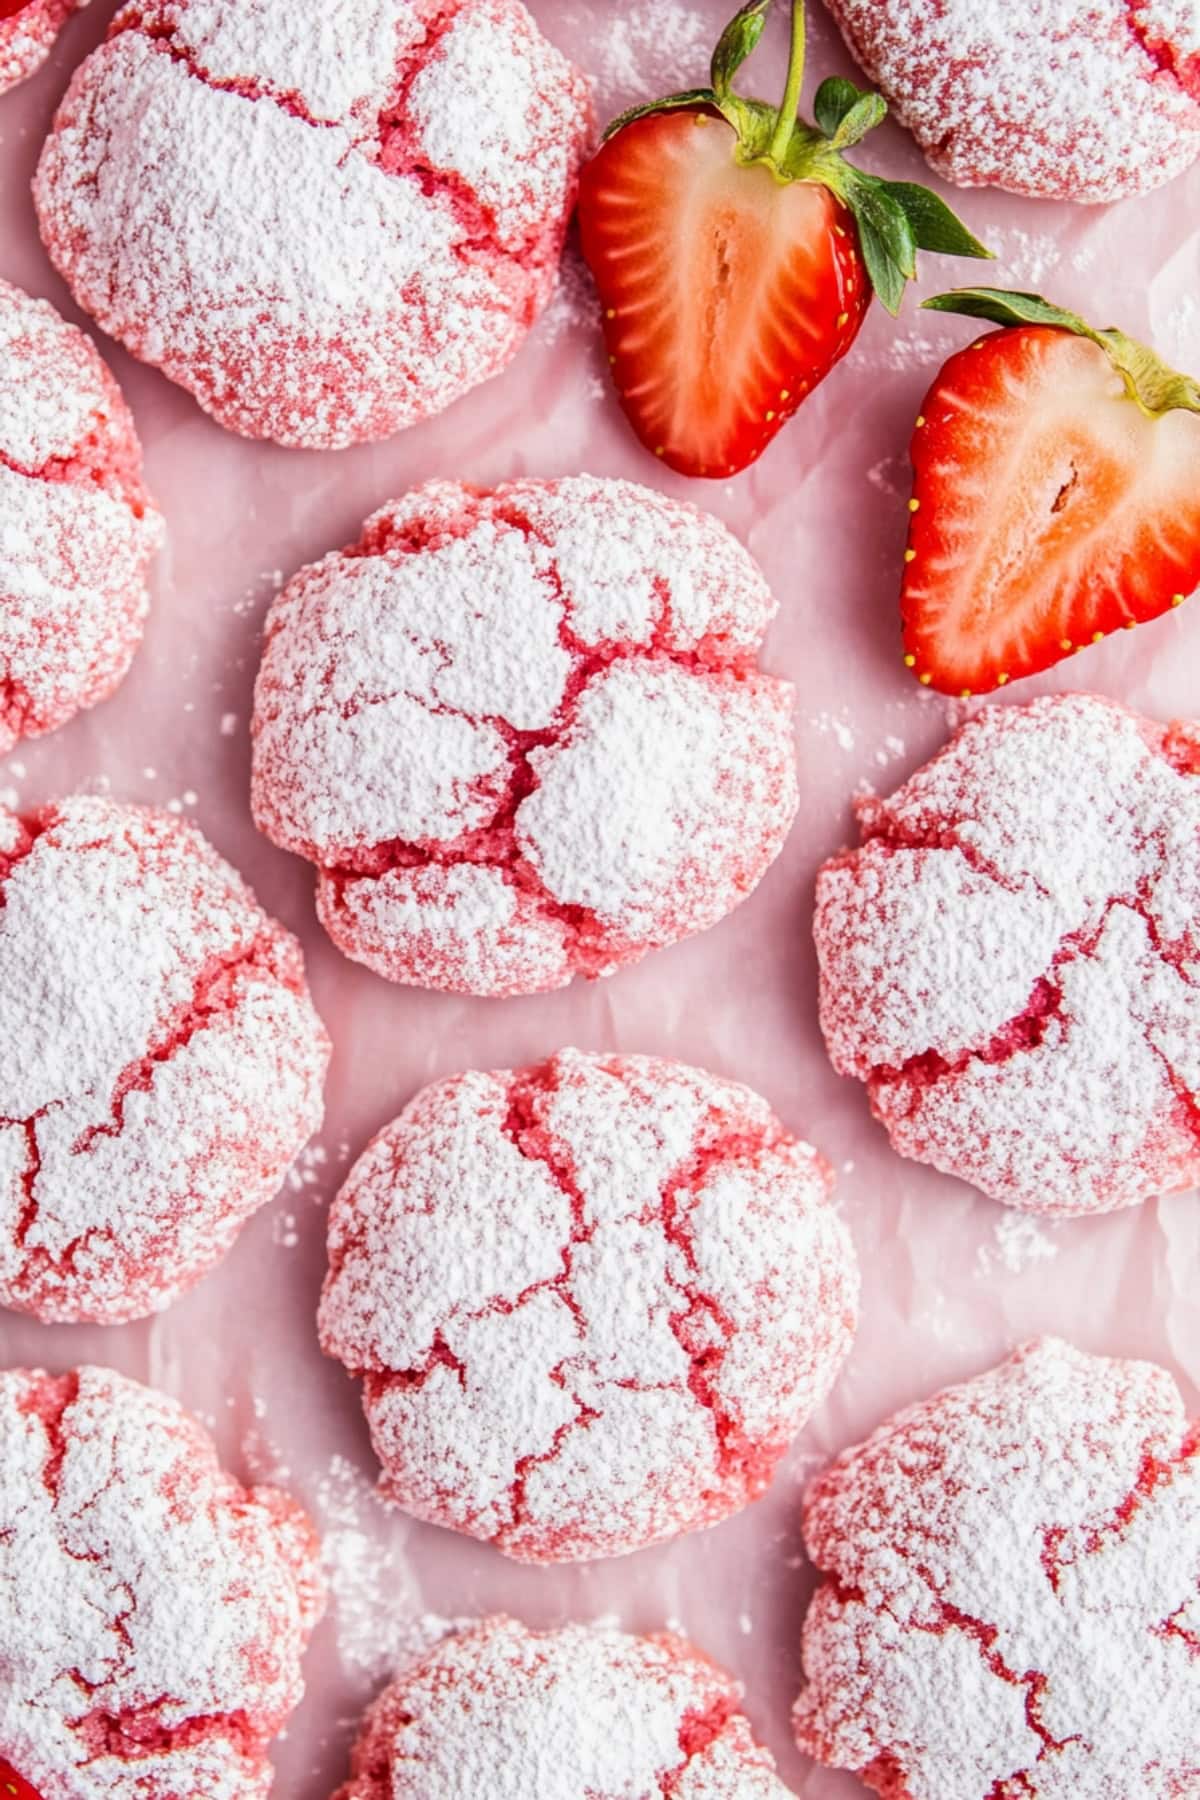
[0,0,87,94]
[315,1454,429,1682]
[979,1211,1061,1276]
[331,1615,790,1799]
[0,1364,324,1800]
[0,794,329,1323]
[825,0,1200,202]
[318,1048,858,1563]
[0,278,163,752]
[815,693,1200,1216]
[795,1338,1200,1797]
[33,0,592,448]
[587,0,712,114]
[251,475,798,997]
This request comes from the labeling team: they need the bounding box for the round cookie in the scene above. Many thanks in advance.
[319,1048,858,1563]
[0,0,87,95]
[824,0,1200,202]
[0,1364,323,1800]
[0,795,329,1324]
[0,279,162,752]
[33,0,591,448]
[252,476,799,996]
[814,692,1200,1217]
[794,1337,1200,1798]
[332,1615,789,1800]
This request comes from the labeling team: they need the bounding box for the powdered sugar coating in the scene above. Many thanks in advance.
[0,0,87,94]
[0,279,162,752]
[0,1364,324,1800]
[815,693,1200,1217]
[32,0,591,449]
[252,476,798,996]
[319,1048,858,1563]
[0,795,329,1323]
[825,0,1200,201]
[332,1615,790,1798]
[794,1337,1200,1798]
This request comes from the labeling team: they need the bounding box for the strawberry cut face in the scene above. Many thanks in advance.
[0,1760,42,1800]
[902,323,1200,694]
[579,108,869,477]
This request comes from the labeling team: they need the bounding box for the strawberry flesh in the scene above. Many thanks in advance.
[901,325,1200,694]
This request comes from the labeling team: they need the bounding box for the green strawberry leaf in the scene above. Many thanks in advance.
[603,88,718,142]
[711,0,773,98]
[813,75,867,138]
[921,288,1080,329]
[883,183,992,259]
[829,90,887,149]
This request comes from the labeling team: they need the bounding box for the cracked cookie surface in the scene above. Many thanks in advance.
[32,0,591,448]
[252,476,799,996]
[331,1614,789,1798]
[0,279,162,753]
[318,1048,858,1563]
[793,1337,1200,1799]
[824,0,1200,202]
[0,795,329,1323]
[0,1364,323,1800]
[815,692,1200,1216]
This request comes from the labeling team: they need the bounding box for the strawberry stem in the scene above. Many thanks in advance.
[769,0,807,164]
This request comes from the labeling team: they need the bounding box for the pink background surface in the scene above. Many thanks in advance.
[2,3,1199,1794]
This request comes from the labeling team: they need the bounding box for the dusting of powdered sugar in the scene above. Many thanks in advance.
[825,0,1200,201]
[251,475,798,997]
[0,278,163,752]
[978,1212,1061,1276]
[588,0,711,113]
[318,1048,858,1563]
[0,1364,324,1800]
[0,795,329,1323]
[0,0,88,94]
[33,0,592,448]
[814,693,1200,1217]
[331,1615,790,1799]
[795,1338,1200,1797]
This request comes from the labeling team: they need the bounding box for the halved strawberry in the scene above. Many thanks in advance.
[0,1760,42,1800]
[578,0,989,479]
[900,289,1200,696]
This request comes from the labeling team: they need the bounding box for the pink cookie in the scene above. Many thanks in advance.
[252,477,799,996]
[0,1364,323,1800]
[824,0,1200,201]
[0,795,329,1324]
[332,1615,789,1800]
[319,1048,858,1563]
[794,1337,1200,1798]
[815,693,1200,1218]
[0,279,162,752]
[33,0,591,449]
[0,0,87,95]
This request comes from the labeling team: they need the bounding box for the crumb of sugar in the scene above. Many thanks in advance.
[332,1615,790,1799]
[815,693,1200,1217]
[318,1048,859,1563]
[795,1337,1200,1797]
[0,1364,323,1800]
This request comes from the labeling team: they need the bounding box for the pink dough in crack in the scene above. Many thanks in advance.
[794,1337,1200,1799]
[0,794,329,1324]
[0,1364,324,1800]
[824,0,1200,201]
[0,278,162,752]
[0,0,88,94]
[318,1048,858,1563]
[251,475,799,997]
[331,1615,790,1799]
[32,0,592,448]
[814,692,1200,1217]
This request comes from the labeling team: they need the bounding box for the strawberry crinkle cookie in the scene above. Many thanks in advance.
[0,1364,323,1800]
[332,1615,789,1799]
[252,476,799,996]
[32,0,591,449]
[319,1048,858,1563]
[794,1337,1200,1798]
[0,279,162,752]
[0,0,87,95]
[824,0,1200,202]
[815,692,1200,1217]
[0,795,329,1324]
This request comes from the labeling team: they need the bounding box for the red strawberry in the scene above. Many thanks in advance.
[900,289,1200,696]
[577,0,989,478]
[0,1761,41,1800]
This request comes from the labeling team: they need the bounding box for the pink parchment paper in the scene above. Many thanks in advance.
[2,3,1199,1794]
